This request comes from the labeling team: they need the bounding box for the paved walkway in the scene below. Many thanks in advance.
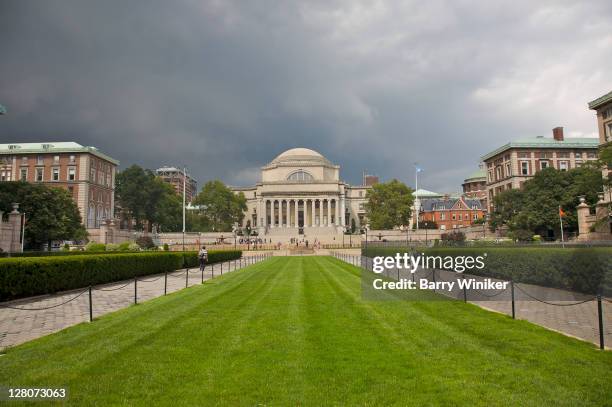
[334,253,611,349]
[0,255,270,349]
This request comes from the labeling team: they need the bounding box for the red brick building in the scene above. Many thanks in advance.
[418,196,485,231]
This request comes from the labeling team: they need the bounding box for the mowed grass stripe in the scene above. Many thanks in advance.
[0,256,610,406]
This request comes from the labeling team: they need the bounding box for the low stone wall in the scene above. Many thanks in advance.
[0,207,23,253]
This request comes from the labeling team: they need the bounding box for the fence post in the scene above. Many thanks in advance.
[186,268,189,288]
[597,294,604,350]
[212,263,215,279]
[221,261,224,276]
[462,275,467,303]
[511,280,516,319]
[432,270,436,293]
[134,277,137,304]
[201,265,204,284]
[88,286,93,322]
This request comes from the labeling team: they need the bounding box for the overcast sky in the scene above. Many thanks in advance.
[1,1,611,192]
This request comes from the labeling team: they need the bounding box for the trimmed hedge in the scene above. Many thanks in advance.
[362,247,612,295]
[0,250,242,301]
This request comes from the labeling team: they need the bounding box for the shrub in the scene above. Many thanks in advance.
[0,250,242,301]
[163,243,170,251]
[118,241,132,251]
[85,242,106,252]
[362,246,612,295]
[136,236,155,250]
[106,243,120,251]
[441,231,466,242]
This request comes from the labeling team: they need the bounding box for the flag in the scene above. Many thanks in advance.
[559,207,566,217]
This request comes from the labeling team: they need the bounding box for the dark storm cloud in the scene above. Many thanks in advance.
[1,0,611,191]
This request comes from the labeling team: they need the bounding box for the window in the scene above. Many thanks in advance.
[606,122,612,142]
[559,161,568,171]
[0,170,11,181]
[440,213,446,220]
[557,152,570,158]
[36,168,44,182]
[21,156,28,165]
[521,161,529,175]
[68,167,76,181]
[69,155,76,164]
[473,213,478,220]
[36,155,44,165]
[90,168,96,182]
[574,152,582,159]
[287,171,313,181]
[53,155,60,164]
[540,161,549,170]
[459,214,463,220]
[20,168,27,181]
[359,191,363,197]
[452,213,456,220]
[587,152,597,159]
[488,171,493,182]
[505,163,511,177]
[52,167,59,181]
[440,225,446,230]
[518,152,531,159]
[495,167,501,180]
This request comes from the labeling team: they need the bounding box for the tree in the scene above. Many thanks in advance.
[116,165,183,232]
[489,166,603,238]
[193,180,247,231]
[365,179,414,229]
[0,182,86,250]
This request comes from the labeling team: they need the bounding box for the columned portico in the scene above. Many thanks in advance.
[233,148,371,242]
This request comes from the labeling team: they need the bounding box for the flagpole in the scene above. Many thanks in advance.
[414,164,421,232]
[559,205,564,248]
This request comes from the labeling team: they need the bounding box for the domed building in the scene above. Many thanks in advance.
[231,148,372,241]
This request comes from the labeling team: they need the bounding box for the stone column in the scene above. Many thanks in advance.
[285,200,290,227]
[335,199,339,226]
[294,200,299,227]
[326,199,331,226]
[310,199,315,227]
[340,194,346,226]
[576,196,590,239]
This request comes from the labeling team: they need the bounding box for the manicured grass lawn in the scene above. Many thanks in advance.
[1,256,610,406]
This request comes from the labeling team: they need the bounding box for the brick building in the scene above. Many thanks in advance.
[481,128,599,212]
[155,166,198,203]
[418,195,485,231]
[0,142,119,229]
[462,167,487,209]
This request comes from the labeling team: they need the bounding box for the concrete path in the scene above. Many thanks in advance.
[334,253,611,349]
[0,255,269,349]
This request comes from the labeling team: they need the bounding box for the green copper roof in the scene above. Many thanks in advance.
[0,142,119,165]
[481,137,599,161]
[414,188,442,198]
[464,168,486,181]
[588,90,612,110]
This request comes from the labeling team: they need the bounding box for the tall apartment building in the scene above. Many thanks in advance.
[155,166,198,203]
[0,142,119,229]
[481,128,599,211]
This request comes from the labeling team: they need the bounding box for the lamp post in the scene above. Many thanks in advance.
[182,166,187,252]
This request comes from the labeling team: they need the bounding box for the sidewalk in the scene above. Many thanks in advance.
[0,256,266,349]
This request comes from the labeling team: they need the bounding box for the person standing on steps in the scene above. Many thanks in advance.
[199,245,208,272]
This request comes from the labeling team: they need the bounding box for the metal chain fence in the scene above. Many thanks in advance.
[0,253,273,349]
[331,251,610,350]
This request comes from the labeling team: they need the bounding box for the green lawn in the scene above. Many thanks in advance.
[1,256,610,406]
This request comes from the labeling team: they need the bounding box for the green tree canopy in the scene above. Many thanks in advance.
[192,180,247,232]
[365,179,414,229]
[490,166,603,238]
[115,165,183,231]
[0,182,86,250]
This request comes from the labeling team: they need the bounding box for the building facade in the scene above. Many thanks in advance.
[418,196,484,231]
[462,167,487,205]
[156,167,198,203]
[481,127,599,212]
[0,142,119,229]
[231,148,371,241]
[577,91,612,238]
